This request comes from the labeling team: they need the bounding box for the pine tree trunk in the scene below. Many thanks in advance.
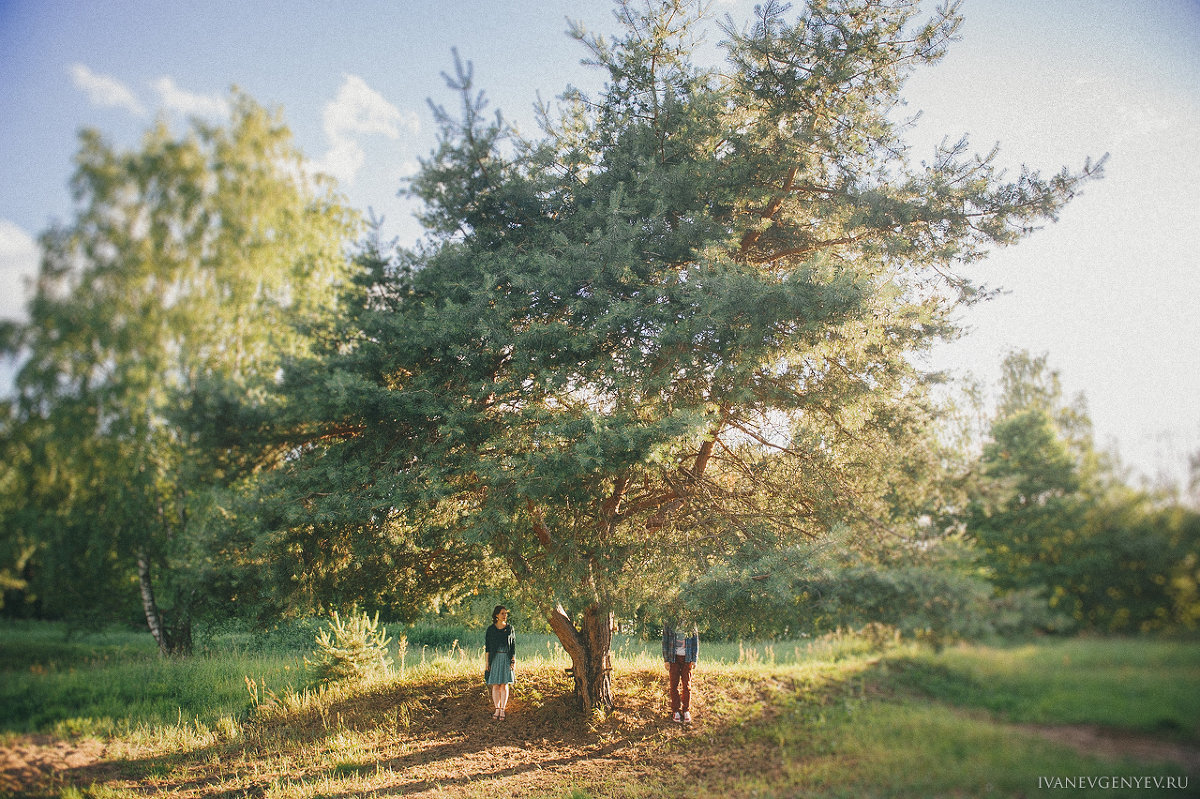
[548,602,614,713]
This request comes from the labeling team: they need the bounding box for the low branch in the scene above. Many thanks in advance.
[526,498,553,550]
[547,603,586,664]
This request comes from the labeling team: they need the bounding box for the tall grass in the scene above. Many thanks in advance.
[0,619,157,670]
[6,619,1196,743]
[0,620,304,736]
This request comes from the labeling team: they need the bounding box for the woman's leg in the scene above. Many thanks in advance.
[499,683,510,709]
[490,684,501,715]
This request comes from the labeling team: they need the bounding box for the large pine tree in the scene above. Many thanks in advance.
[268,0,1099,709]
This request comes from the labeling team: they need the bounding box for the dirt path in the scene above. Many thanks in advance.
[0,669,744,797]
[0,735,106,795]
[1020,723,1200,774]
[6,720,1195,798]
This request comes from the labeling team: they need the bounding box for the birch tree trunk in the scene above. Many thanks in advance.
[138,549,169,655]
[137,549,191,655]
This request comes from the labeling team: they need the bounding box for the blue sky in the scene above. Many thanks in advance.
[1,0,1198,488]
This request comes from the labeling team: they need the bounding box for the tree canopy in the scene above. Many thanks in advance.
[252,0,1100,709]
[967,351,1200,631]
[0,95,357,649]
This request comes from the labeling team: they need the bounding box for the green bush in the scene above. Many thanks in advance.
[305,610,394,685]
[808,566,1067,643]
[195,616,324,654]
[685,558,1064,644]
[401,622,473,650]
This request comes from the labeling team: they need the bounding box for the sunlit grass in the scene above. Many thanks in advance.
[0,623,331,764]
[0,642,305,735]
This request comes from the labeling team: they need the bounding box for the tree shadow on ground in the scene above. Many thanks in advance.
[32,665,732,797]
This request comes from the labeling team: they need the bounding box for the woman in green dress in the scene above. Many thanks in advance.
[484,605,516,720]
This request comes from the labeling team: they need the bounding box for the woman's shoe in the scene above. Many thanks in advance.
[493,708,500,719]
[499,709,506,720]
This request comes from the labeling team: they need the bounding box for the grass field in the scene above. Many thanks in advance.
[1,621,1197,798]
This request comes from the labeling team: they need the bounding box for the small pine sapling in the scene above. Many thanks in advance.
[306,609,394,685]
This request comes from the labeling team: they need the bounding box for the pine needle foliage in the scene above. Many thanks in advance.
[306,610,394,686]
[262,0,1101,711]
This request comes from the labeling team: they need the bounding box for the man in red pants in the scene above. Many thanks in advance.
[662,619,699,722]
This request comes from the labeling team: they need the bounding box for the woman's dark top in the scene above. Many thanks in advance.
[485,623,516,663]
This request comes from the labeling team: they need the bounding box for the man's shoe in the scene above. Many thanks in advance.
[673,712,681,722]
[683,711,692,723]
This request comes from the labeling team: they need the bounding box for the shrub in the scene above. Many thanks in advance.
[305,610,394,685]
[685,558,1065,644]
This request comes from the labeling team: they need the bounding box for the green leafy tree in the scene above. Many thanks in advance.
[1,95,357,650]
[209,228,499,627]
[967,350,1200,631]
[968,352,1098,612]
[0,403,41,613]
[1067,493,1200,631]
[265,0,1096,710]
[970,407,1083,591]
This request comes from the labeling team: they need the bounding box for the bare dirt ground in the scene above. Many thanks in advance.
[0,736,105,796]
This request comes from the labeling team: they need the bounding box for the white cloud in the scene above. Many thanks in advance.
[69,65,227,122]
[151,77,230,119]
[0,220,39,322]
[1114,102,1174,141]
[69,63,146,116]
[397,159,422,180]
[325,74,417,140]
[309,75,417,186]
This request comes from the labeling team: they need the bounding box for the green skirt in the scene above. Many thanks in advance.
[487,649,514,685]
